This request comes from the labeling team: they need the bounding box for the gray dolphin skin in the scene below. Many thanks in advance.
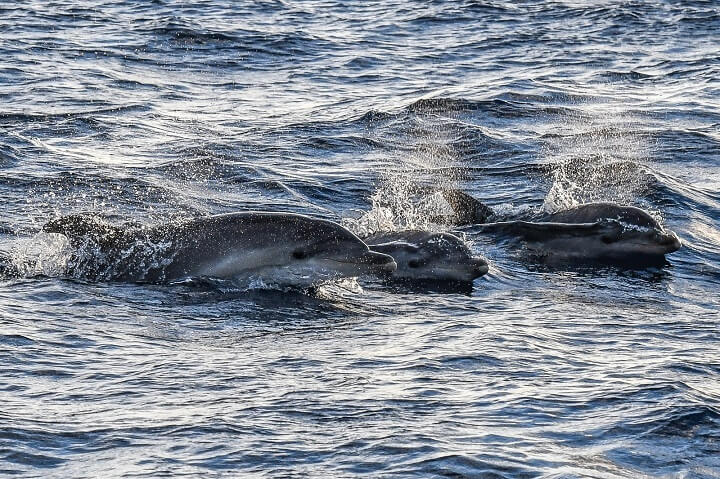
[539,202,662,225]
[440,189,495,224]
[42,212,397,285]
[364,230,489,282]
[540,203,681,260]
[475,218,681,263]
[475,205,680,263]
[439,190,681,263]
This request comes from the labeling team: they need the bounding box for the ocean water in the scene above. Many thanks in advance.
[1,1,719,477]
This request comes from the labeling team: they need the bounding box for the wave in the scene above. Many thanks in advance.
[405,97,579,118]
[595,70,658,82]
[138,18,339,58]
[0,105,148,124]
[390,452,539,478]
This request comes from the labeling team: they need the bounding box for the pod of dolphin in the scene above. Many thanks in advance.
[14,188,680,290]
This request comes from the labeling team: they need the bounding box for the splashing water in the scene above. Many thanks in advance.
[346,177,460,235]
[6,233,72,278]
[542,102,654,212]
[348,110,469,234]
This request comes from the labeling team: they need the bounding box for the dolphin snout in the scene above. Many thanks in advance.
[360,250,397,273]
[470,256,489,278]
[657,230,682,253]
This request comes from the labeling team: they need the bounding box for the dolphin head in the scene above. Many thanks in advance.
[192,213,397,286]
[365,230,489,282]
[593,218,682,260]
[533,203,682,264]
[279,217,397,283]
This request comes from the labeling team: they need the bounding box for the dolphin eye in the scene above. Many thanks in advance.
[601,236,614,244]
[292,250,307,260]
[408,259,420,268]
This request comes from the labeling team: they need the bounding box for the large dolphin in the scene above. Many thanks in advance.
[42,212,397,285]
[363,230,489,282]
[439,190,681,264]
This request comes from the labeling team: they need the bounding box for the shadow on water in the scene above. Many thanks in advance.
[361,276,476,296]
[525,256,675,276]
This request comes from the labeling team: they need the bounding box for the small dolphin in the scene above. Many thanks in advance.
[363,230,489,282]
[42,212,397,285]
[438,190,681,264]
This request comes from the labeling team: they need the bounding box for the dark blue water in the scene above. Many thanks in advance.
[2,1,719,477]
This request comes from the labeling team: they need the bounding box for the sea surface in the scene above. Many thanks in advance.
[1,1,719,477]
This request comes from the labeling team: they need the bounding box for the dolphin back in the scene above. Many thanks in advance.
[43,214,127,248]
[475,220,608,241]
[542,203,660,229]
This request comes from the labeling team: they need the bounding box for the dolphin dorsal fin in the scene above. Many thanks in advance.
[441,189,495,225]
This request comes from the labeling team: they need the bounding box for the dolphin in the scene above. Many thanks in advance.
[42,212,397,285]
[363,230,489,282]
[438,190,681,264]
[474,218,681,264]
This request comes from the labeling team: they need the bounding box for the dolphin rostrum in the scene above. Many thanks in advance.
[42,212,397,285]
